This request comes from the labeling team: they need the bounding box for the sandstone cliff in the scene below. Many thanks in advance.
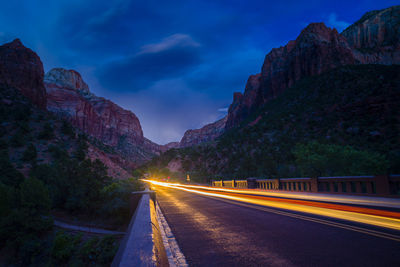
[45,68,160,164]
[342,5,400,65]
[226,6,400,129]
[0,39,47,109]
[179,116,227,147]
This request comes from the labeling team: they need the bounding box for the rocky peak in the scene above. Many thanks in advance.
[0,39,47,108]
[6,38,24,48]
[225,21,356,129]
[342,5,400,64]
[45,68,90,94]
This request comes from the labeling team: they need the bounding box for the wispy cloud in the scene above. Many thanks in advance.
[327,13,350,32]
[218,107,228,112]
[138,34,200,55]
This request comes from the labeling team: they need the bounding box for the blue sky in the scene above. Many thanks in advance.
[0,0,397,144]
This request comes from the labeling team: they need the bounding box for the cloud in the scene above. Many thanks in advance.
[97,34,202,91]
[218,107,228,112]
[327,13,350,32]
[138,34,200,55]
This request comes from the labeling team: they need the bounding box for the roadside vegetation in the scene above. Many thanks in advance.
[0,86,142,266]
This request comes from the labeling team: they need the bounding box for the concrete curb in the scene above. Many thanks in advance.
[156,202,188,267]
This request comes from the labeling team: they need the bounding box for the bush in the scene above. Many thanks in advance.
[79,236,118,265]
[293,141,389,176]
[38,122,55,140]
[22,143,37,163]
[51,231,82,263]
[0,151,25,188]
[61,120,75,137]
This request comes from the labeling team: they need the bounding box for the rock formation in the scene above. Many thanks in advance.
[0,39,47,109]
[342,5,400,65]
[45,68,160,164]
[179,116,227,147]
[226,5,400,129]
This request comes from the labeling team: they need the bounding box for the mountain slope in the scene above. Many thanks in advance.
[143,64,400,181]
[225,5,400,129]
[45,68,160,166]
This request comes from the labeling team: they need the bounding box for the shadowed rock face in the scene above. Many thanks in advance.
[227,23,356,128]
[45,68,161,164]
[180,116,227,147]
[226,6,400,129]
[0,39,47,109]
[342,5,400,65]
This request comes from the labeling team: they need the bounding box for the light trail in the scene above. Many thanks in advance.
[146,180,400,232]
[165,183,400,209]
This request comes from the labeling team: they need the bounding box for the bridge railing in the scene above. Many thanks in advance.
[211,175,400,197]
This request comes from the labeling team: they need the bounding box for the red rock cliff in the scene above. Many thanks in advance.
[226,23,355,128]
[0,39,47,109]
[45,68,160,163]
[226,6,400,129]
[342,5,400,65]
[180,116,227,147]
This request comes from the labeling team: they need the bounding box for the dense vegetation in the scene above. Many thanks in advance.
[142,65,399,182]
[0,85,142,266]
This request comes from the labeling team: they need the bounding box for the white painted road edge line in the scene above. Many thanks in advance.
[156,202,188,267]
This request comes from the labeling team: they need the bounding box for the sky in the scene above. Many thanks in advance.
[0,0,397,144]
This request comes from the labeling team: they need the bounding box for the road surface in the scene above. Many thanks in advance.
[153,184,400,267]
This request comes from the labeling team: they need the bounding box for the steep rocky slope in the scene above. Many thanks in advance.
[226,5,400,129]
[179,116,227,147]
[0,39,47,109]
[342,5,400,64]
[45,68,161,165]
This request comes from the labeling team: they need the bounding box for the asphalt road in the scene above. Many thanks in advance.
[154,186,400,267]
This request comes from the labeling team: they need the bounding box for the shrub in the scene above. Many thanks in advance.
[38,122,55,140]
[22,143,37,163]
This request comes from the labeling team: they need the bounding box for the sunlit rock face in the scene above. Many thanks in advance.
[226,6,400,129]
[342,5,400,65]
[180,116,227,147]
[0,39,47,109]
[45,68,161,164]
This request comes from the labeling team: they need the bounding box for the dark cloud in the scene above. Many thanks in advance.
[98,34,202,91]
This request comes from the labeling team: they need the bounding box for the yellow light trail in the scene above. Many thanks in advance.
[146,180,400,232]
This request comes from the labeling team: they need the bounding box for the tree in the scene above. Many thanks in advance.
[38,122,55,140]
[293,141,389,177]
[22,143,37,163]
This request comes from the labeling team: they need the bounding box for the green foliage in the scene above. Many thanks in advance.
[61,119,75,137]
[293,142,389,176]
[22,143,37,163]
[79,236,118,265]
[100,178,143,224]
[51,231,82,263]
[20,177,52,216]
[38,122,55,140]
[10,129,28,147]
[0,150,25,188]
[74,134,89,160]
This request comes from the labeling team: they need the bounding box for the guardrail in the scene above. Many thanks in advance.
[111,188,169,267]
[211,175,400,197]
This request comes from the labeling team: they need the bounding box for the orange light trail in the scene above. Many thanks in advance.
[146,180,400,231]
